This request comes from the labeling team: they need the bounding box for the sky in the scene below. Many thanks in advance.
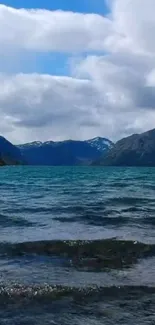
[0,0,155,144]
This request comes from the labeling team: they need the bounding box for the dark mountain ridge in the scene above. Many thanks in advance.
[0,136,25,165]
[94,128,155,166]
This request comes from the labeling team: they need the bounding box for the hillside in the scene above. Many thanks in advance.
[0,136,25,165]
[93,128,155,166]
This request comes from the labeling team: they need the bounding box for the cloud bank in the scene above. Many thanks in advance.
[0,1,155,143]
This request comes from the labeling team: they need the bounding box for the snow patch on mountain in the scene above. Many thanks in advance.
[86,137,113,152]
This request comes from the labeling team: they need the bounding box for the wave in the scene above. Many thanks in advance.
[52,203,155,227]
[105,196,155,206]
[0,284,155,325]
[0,213,36,228]
[6,196,155,215]
[1,239,155,270]
[53,214,129,227]
[0,284,154,303]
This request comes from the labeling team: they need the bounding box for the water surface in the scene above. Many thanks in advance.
[0,166,155,324]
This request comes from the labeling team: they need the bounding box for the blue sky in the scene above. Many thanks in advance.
[1,0,109,14]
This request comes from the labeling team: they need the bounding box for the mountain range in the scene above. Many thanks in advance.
[2,128,155,166]
[17,137,113,165]
[0,136,112,166]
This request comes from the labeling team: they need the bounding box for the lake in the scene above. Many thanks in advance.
[0,166,155,324]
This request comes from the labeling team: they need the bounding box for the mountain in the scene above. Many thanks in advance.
[0,136,25,165]
[18,137,112,166]
[93,128,155,166]
[85,137,113,151]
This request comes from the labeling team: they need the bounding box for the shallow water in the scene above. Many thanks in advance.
[0,166,155,324]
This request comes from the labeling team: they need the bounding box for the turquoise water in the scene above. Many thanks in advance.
[0,166,155,324]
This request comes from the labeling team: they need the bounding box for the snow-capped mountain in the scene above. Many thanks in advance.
[85,137,113,152]
[18,141,43,149]
[17,137,113,165]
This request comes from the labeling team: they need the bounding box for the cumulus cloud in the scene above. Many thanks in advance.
[0,73,105,143]
[0,1,155,143]
[0,65,155,144]
[0,1,154,55]
[0,5,112,53]
[73,52,155,109]
[109,0,155,54]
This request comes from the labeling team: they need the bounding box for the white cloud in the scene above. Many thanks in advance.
[0,73,105,143]
[0,65,155,144]
[0,1,155,143]
[0,5,112,53]
[109,0,155,54]
[0,1,155,55]
[73,52,155,109]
